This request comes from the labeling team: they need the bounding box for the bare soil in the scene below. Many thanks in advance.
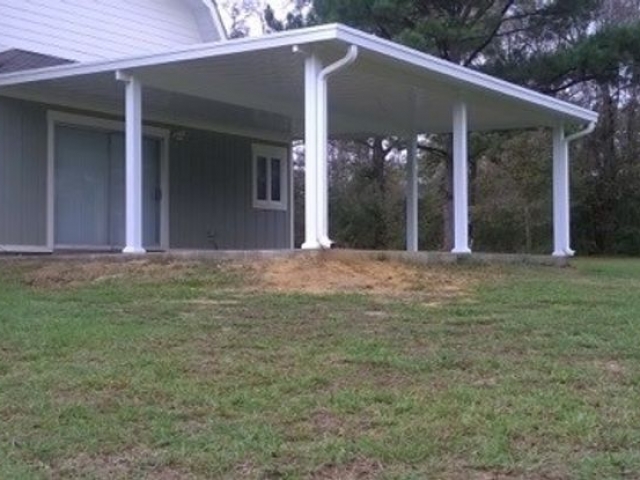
[21,259,198,289]
[253,254,483,298]
[16,253,493,300]
[310,458,384,479]
[54,448,192,480]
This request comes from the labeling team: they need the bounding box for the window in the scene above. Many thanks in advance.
[252,144,288,210]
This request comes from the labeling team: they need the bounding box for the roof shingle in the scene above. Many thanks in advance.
[0,49,72,74]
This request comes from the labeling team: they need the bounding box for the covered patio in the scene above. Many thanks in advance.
[0,24,598,257]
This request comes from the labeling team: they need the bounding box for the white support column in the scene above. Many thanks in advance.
[301,54,322,250]
[117,71,145,254]
[552,125,572,257]
[452,100,471,254]
[316,68,330,247]
[406,135,419,252]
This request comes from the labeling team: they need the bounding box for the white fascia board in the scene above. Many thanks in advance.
[0,24,340,87]
[334,25,598,124]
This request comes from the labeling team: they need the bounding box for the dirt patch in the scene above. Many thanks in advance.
[254,254,483,298]
[311,408,344,436]
[17,253,494,298]
[22,259,197,289]
[595,359,626,377]
[311,458,383,479]
[53,448,192,480]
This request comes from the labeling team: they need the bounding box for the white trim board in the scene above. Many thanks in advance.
[0,23,598,125]
[46,111,171,252]
[0,245,52,254]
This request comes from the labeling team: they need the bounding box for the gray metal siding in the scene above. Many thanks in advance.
[169,129,291,250]
[0,95,291,251]
[0,96,47,247]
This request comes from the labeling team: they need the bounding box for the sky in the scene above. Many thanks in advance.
[217,0,294,36]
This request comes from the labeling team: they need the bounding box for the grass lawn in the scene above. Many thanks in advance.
[1,255,639,479]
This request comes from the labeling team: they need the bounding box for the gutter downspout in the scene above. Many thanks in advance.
[561,121,597,256]
[316,45,359,249]
[566,122,596,143]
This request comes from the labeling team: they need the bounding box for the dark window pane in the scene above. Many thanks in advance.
[271,158,281,202]
[257,156,268,201]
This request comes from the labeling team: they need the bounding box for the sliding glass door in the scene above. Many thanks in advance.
[54,124,162,250]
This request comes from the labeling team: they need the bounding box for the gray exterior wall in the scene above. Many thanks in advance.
[169,128,291,250]
[0,95,291,251]
[0,96,48,248]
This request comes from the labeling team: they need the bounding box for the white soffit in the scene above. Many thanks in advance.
[0,24,598,136]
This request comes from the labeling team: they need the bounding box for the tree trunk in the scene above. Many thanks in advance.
[371,137,388,248]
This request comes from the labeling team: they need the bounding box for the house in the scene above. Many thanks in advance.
[0,1,597,257]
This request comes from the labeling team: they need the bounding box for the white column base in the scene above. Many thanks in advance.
[123,246,147,254]
[301,240,322,250]
[553,248,575,258]
[452,247,472,255]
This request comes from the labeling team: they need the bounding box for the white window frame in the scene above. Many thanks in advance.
[252,143,288,211]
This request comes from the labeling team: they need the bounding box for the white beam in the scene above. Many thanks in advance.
[552,125,572,257]
[406,135,419,252]
[301,54,322,250]
[452,100,471,254]
[117,71,146,254]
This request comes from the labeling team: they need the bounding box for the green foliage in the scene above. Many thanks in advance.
[328,140,406,250]
[314,0,600,65]
[492,22,640,92]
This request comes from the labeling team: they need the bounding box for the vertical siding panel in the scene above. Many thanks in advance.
[205,133,217,248]
[225,135,234,248]
[169,136,179,246]
[230,136,241,249]
[6,103,21,245]
[21,106,38,243]
[0,97,47,247]
[237,138,247,249]
[212,133,222,247]
[238,137,249,250]
[189,132,201,248]
[223,135,233,249]
[169,137,179,246]
[0,102,9,243]
[217,133,226,248]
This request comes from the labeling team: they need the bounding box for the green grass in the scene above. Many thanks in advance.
[1,257,640,479]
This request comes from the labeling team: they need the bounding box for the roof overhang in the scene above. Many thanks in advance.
[0,24,598,138]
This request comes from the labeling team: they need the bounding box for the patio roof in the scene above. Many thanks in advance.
[0,23,598,138]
